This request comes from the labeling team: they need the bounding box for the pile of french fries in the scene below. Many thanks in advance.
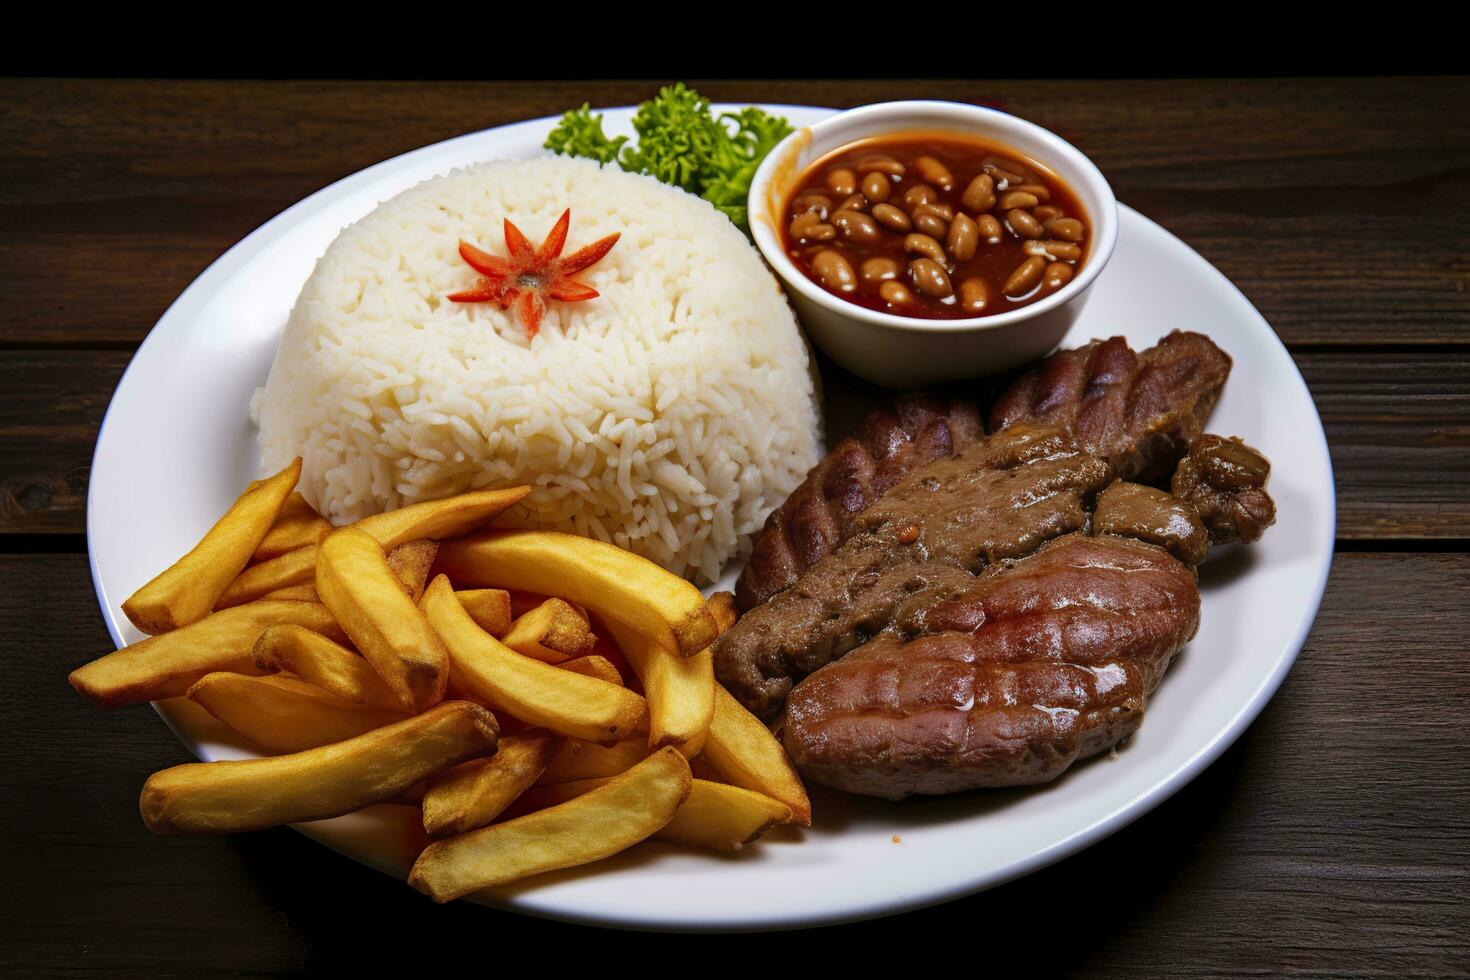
[70,459,810,903]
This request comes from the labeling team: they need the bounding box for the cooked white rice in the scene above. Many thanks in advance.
[251,156,822,584]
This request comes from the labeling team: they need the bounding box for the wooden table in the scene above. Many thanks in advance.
[3,78,1466,974]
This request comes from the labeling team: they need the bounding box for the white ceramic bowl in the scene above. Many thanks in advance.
[749,100,1119,388]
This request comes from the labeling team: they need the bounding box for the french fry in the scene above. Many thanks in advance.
[140,701,499,835]
[187,672,407,754]
[353,486,530,551]
[435,530,717,657]
[408,746,690,901]
[422,732,562,839]
[704,686,812,826]
[252,491,331,563]
[557,655,623,686]
[455,589,512,636]
[216,544,318,609]
[262,584,319,603]
[603,591,736,758]
[123,459,302,634]
[316,529,449,714]
[537,737,647,785]
[386,539,438,603]
[422,576,645,745]
[512,777,791,852]
[69,600,345,708]
[500,599,596,664]
[251,624,402,710]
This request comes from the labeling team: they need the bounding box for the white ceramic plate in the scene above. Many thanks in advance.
[88,105,1335,931]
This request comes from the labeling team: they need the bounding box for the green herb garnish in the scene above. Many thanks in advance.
[545,84,793,235]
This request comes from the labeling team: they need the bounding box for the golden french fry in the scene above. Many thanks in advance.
[123,459,302,634]
[353,487,531,551]
[408,746,690,901]
[140,701,498,835]
[455,589,512,636]
[187,672,407,754]
[557,655,623,687]
[386,539,439,603]
[69,600,345,708]
[501,599,596,664]
[252,491,331,562]
[512,777,791,852]
[537,737,647,785]
[316,529,449,714]
[603,591,735,757]
[262,584,319,603]
[251,624,402,710]
[436,530,717,657]
[704,686,812,826]
[422,732,562,839]
[422,576,645,745]
[216,544,318,609]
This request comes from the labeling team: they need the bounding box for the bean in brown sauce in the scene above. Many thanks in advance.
[783,133,1090,319]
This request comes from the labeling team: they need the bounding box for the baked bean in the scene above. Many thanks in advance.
[903,183,939,209]
[833,209,882,244]
[1042,217,1085,242]
[947,213,979,261]
[913,202,955,221]
[839,193,869,213]
[1003,255,1046,297]
[861,172,891,204]
[1023,239,1083,261]
[914,211,949,238]
[1032,205,1064,221]
[812,250,857,292]
[1042,261,1074,292]
[1011,183,1052,203]
[860,257,901,284]
[856,156,906,177]
[977,214,1004,243]
[904,232,948,265]
[791,193,832,219]
[1007,208,1045,239]
[789,211,836,242]
[958,277,990,312]
[871,203,913,232]
[914,155,955,191]
[998,190,1040,210]
[879,280,915,305]
[908,258,953,297]
[961,173,996,212]
[826,168,857,196]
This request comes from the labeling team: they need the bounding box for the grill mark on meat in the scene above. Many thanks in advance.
[782,534,1201,798]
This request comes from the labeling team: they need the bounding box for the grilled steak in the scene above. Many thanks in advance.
[1171,434,1276,544]
[782,529,1202,799]
[734,331,1230,611]
[716,333,1233,720]
[736,394,983,610]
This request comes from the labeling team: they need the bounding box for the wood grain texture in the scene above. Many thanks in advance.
[4,348,1466,540]
[1,77,1466,347]
[3,551,1464,974]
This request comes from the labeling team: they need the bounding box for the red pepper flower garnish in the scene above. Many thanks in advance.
[447,209,620,338]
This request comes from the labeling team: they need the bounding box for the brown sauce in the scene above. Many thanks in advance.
[782,133,1090,319]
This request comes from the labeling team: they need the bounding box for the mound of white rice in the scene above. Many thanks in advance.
[251,156,822,584]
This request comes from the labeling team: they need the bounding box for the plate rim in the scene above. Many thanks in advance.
[86,105,1336,931]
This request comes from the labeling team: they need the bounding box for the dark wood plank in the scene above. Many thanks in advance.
[5,347,1466,540]
[3,550,1464,973]
[2,78,1466,348]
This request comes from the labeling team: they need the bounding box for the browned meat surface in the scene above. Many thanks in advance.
[1093,480,1209,566]
[782,533,1202,799]
[736,394,983,610]
[735,331,1229,612]
[1172,434,1276,544]
[988,331,1232,484]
